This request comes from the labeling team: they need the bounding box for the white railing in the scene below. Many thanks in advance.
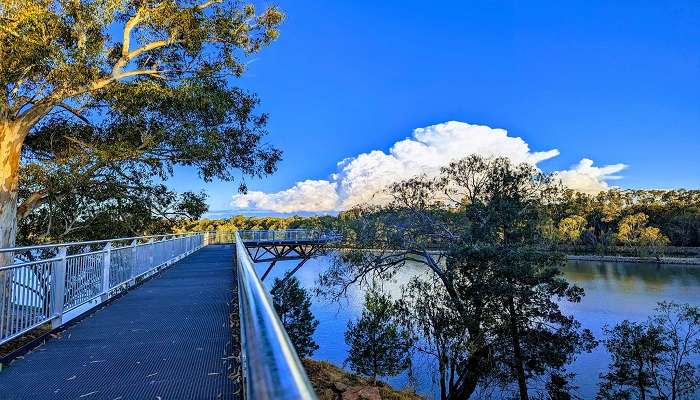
[237,229,341,243]
[0,232,206,345]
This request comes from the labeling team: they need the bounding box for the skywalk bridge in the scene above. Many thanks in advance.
[0,229,339,400]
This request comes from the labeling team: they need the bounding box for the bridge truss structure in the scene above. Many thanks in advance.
[236,229,340,291]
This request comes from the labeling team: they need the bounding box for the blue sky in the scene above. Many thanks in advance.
[169,0,699,214]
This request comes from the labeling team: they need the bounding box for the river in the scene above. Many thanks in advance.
[256,256,700,399]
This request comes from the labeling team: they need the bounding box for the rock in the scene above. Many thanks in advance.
[358,387,381,400]
[333,381,349,392]
[341,386,381,400]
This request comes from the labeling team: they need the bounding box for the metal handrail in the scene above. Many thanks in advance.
[234,231,318,400]
[0,232,204,253]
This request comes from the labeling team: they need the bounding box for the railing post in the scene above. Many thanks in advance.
[129,239,137,286]
[51,246,67,329]
[148,238,155,270]
[101,242,111,301]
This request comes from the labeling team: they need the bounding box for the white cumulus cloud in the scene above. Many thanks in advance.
[231,121,627,212]
[555,158,627,194]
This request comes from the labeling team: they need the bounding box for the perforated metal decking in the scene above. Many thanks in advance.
[0,245,237,400]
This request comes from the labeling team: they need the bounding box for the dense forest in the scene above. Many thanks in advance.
[553,189,700,249]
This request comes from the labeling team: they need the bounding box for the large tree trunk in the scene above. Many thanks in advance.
[0,119,27,337]
[448,348,487,400]
[508,296,529,400]
[448,302,486,400]
[0,120,24,248]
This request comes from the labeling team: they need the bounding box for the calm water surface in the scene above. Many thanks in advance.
[257,256,700,399]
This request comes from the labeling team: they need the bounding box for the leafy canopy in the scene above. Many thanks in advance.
[1,0,283,118]
[598,302,700,400]
[1,0,285,242]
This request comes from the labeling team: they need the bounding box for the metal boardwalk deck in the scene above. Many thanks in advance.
[0,245,236,400]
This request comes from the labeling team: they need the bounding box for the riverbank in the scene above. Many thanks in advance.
[303,359,422,400]
[567,254,700,265]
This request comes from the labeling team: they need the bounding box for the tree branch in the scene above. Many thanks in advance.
[17,189,49,220]
[195,0,223,11]
[55,102,91,124]
[121,11,142,58]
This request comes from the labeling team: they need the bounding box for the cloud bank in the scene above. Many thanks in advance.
[231,121,627,213]
[231,180,338,213]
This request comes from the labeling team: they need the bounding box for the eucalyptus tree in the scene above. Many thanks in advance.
[0,0,284,248]
[395,276,469,400]
[555,189,700,248]
[16,78,279,243]
[319,155,596,400]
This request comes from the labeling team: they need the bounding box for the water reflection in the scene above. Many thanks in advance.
[257,256,700,399]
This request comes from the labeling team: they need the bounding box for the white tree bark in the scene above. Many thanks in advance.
[0,119,28,337]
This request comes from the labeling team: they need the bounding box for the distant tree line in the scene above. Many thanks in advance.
[179,187,700,253]
[174,214,337,233]
[551,189,700,251]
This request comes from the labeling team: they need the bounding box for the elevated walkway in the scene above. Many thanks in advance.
[0,245,236,400]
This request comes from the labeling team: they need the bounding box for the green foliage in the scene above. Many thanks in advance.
[18,181,208,244]
[597,302,700,400]
[271,277,319,359]
[1,0,285,245]
[558,215,587,244]
[395,277,468,397]
[616,212,669,246]
[345,285,413,382]
[545,371,578,400]
[16,76,282,243]
[1,0,284,112]
[555,189,700,248]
